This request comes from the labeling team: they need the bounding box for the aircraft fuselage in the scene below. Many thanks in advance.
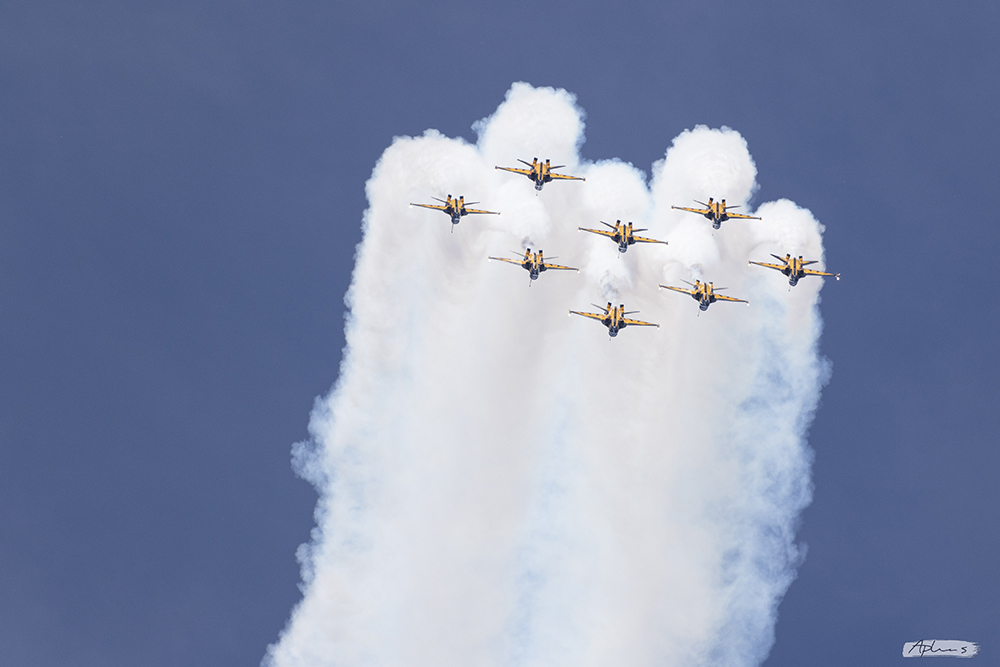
[705,200,728,228]
[534,171,553,190]
[707,209,727,228]
[441,203,463,224]
[781,257,806,285]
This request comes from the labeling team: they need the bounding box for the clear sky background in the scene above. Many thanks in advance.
[1,2,997,666]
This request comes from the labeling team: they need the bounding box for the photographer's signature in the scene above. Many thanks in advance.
[904,639,979,658]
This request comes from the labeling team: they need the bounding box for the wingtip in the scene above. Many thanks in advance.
[835,274,841,281]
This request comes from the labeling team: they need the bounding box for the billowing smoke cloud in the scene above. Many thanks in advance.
[265,83,830,667]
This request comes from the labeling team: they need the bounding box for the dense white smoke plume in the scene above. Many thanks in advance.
[266,83,830,667]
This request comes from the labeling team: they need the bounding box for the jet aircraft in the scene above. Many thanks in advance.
[660,280,748,311]
[489,249,578,284]
[495,157,585,191]
[671,198,760,229]
[569,302,659,337]
[578,219,668,253]
[749,254,840,286]
[409,194,499,229]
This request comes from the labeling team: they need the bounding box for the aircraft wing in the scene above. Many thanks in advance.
[548,172,585,181]
[713,293,749,304]
[749,260,787,272]
[488,256,525,266]
[660,284,696,296]
[671,205,709,215]
[541,262,578,271]
[464,207,500,216]
[802,268,840,279]
[632,234,668,245]
[725,211,761,220]
[579,226,615,239]
[569,310,606,322]
[410,203,447,212]
[622,317,659,328]
[496,166,532,176]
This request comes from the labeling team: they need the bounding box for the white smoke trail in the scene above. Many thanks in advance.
[265,83,830,667]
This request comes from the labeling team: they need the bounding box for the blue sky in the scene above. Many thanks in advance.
[1,2,998,665]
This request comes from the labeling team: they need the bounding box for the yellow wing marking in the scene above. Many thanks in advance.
[802,268,838,278]
[622,317,659,328]
[724,211,760,220]
[569,310,607,322]
[579,226,616,239]
[541,262,578,271]
[632,234,668,245]
[713,293,749,304]
[671,205,709,215]
[660,284,696,296]
[410,203,447,212]
[488,256,525,266]
[464,207,500,216]
[548,172,585,181]
[495,166,532,176]
[749,260,787,272]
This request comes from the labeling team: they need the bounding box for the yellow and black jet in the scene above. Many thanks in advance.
[671,197,760,229]
[660,280,748,311]
[495,157,585,191]
[579,219,668,254]
[749,254,840,287]
[489,248,578,285]
[569,302,659,338]
[409,194,499,230]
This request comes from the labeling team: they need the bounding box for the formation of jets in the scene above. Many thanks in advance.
[496,157,585,191]
[578,220,668,254]
[407,154,839,338]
